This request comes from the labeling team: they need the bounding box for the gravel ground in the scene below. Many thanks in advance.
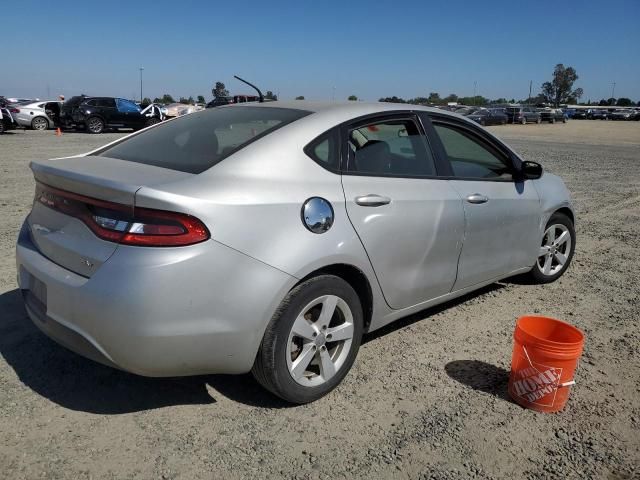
[1,122,639,479]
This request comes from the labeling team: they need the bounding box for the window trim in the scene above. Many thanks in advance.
[338,112,443,180]
[424,113,524,182]
[303,127,341,174]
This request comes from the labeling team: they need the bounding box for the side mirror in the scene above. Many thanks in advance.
[521,160,543,180]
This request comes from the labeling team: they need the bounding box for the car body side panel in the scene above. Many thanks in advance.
[17,221,296,376]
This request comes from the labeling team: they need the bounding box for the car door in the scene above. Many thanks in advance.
[341,113,465,309]
[115,98,145,129]
[425,115,541,290]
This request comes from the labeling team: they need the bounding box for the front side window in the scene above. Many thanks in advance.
[98,106,311,173]
[116,98,141,113]
[433,123,513,180]
[347,118,436,177]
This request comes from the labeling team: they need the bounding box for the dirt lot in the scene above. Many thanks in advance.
[1,121,638,479]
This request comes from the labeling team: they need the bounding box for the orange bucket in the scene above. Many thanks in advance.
[508,316,585,413]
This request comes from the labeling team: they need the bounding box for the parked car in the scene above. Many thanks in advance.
[608,109,635,121]
[572,110,588,119]
[538,108,566,124]
[206,97,233,108]
[0,106,18,133]
[505,106,541,124]
[11,101,63,130]
[466,108,508,126]
[160,103,203,119]
[60,96,157,133]
[587,109,608,120]
[562,108,576,119]
[16,101,576,403]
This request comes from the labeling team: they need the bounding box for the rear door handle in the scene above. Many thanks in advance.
[466,193,489,204]
[355,194,392,207]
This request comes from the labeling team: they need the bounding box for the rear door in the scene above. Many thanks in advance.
[341,113,465,309]
[424,115,541,290]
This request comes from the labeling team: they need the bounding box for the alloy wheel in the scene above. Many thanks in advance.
[87,117,104,133]
[32,117,48,130]
[286,294,354,387]
[537,224,572,276]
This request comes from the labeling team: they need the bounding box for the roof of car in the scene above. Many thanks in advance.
[236,100,450,116]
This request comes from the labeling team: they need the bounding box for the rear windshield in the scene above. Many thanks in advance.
[97,106,310,173]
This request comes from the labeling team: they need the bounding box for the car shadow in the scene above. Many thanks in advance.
[0,288,289,414]
[444,360,513,402]
[2,283,510,414]
[363,283,506,344]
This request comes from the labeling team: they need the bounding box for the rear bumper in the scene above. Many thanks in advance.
[16,220,297,376]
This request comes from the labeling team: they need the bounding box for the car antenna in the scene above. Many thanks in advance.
[234,75,264,103]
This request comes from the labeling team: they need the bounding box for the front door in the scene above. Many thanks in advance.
[428,118,541,290]
[341,114,465,309]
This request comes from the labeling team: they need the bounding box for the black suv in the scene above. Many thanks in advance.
[505,106,541,124]
[60,96,153,133]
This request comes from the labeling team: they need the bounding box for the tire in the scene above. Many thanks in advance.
[145,117,161,128]
[520,117,526,125]
[528,213,575,284]
[252,274,364,404]
[536,117,542,124]
[31,116,49,130]
[86,116,105,134]
[563,118,567,123]
[0,121,4,134]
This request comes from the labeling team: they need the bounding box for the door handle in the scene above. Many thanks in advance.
[355,194,391,207]
[466,193,489,204]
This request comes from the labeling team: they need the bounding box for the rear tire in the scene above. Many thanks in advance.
[86,116,105,134]
[31,116,49,130]
[252,275,364,404]
[528,213,575,284]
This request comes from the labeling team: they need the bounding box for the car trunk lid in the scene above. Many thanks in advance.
[28,155,193,277]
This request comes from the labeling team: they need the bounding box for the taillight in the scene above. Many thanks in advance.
[35,182,209,247]
[9,108,19,113]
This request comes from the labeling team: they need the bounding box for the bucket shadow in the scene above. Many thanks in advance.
[445,360,513,402]
[0,288,289,413]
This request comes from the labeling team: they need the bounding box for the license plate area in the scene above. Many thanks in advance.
[20,268,47,319]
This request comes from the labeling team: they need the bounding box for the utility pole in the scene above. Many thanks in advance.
[529,80,532,103]
[473,81,477,105]
[611,82,616,101]
[332,86,336,102]
[139,67,144,103]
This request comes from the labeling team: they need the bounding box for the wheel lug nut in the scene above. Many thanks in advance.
[312,332,317,337]
[322,325,327,330]
[326,334,332,340]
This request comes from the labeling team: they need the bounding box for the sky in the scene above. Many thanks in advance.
[3,0,639,103]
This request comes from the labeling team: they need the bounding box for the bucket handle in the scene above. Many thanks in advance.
[522,345,576,388]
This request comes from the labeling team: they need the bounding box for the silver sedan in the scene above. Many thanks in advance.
[16,101,575,403]
[12,101,62,130]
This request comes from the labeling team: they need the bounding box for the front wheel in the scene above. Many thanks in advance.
[252,275,364,404]
[528,213,575,284]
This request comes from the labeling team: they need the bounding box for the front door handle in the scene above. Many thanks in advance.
[355,194,392,207]
[466,193,489,204]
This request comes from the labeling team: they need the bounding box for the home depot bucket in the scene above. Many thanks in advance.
[508,316,585,413]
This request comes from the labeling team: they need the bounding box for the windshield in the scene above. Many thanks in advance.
[97,106,311,173]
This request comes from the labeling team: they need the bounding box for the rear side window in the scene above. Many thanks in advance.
[347,118,436,177]
[304,128,340,171]
[98,106,310,173]
[433,123,513,180]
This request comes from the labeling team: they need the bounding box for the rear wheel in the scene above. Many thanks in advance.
[252,275,363,404]
[31,116,49,130]
[528,213,575,284]
[86,116,105,134]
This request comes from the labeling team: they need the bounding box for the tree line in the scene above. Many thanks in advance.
[141,67,638,107]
